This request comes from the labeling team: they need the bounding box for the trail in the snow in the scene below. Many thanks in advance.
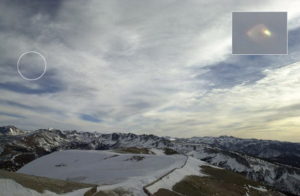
[143,155,189,195]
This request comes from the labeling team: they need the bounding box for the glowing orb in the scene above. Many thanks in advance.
[246,24,273,42]
[262,28,272,37]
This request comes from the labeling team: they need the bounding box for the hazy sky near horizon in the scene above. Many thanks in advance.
[1,0,300,142]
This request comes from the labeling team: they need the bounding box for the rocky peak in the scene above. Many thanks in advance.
[0,126,24,136]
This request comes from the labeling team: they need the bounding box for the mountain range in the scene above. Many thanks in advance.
[0,125,299,195]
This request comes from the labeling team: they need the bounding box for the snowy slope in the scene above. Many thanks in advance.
[147,157,207,194]
[188,148,300,195]
[18,150,186,195]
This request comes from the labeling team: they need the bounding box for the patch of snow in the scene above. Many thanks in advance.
[248,185,268,192]
[18,150,186,195]
[147,157,207,194]
[188,150,248,172]
[150,148,165,155]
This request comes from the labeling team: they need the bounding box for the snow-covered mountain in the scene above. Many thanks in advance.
[0,126,299,195]
[181,136,300,168]
[187,146,300,195]
[0,125,25,136]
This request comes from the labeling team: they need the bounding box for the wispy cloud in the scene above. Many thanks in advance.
[0,111,25,119]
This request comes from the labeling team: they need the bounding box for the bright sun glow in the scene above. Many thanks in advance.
[262,28,272,37]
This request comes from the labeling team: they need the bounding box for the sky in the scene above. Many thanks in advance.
[1,0,300,142]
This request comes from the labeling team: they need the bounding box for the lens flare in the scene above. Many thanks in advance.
[246,24,273,42]
[262,28,272,37]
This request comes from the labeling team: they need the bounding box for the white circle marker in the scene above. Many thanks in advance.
[17,51,47,81]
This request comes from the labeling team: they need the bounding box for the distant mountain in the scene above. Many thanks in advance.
[174,137,300,195]
[182,136,300,168]
[186,146,300,195]
[0,126,25,136]
[0,126,299,195]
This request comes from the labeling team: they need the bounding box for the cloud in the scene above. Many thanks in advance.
[0,111,25,119]
[0,0,300,142]
[192,62,300,141]
[0,99,62,115]
[196,26,300,90]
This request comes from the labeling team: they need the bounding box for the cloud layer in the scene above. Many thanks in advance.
[1,0,300,142]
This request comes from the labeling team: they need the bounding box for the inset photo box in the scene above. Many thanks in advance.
[232,12,288,55]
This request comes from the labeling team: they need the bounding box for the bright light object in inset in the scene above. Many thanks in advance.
[262,28,272,37]
[246,24,273,42]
